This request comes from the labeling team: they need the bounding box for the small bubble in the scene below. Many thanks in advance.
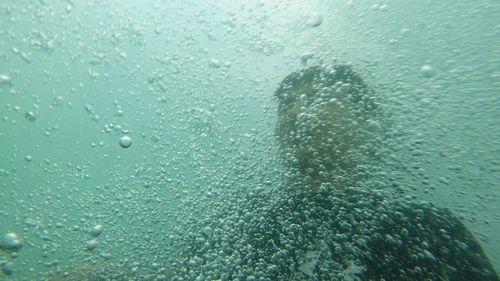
[89,224,103,237]
[307,13,323,27]
[0,232,22,252]
[300,53,314,64]
[85,239,98,251]
[25,111,36,121]
[0,74,12,84]
[119,135,132,148]
[25,155,32,162]
[208,59,221,68]
[420,64,436,78]
[84,104,94,114]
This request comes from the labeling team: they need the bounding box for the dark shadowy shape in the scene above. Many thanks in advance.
[275,65,384,191]
[171,65,498,281]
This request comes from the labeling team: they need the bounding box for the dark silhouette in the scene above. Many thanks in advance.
[172,65,499,281]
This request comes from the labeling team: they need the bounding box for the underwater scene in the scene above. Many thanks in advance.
[0,0,499,280]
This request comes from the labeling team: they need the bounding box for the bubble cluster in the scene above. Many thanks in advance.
[171,187,498,280]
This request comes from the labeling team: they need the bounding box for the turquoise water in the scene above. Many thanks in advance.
[0,0,499,280]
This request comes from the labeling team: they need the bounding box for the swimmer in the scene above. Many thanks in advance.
[172,65,499,281]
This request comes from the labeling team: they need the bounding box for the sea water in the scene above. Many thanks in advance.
[0,0,498,280]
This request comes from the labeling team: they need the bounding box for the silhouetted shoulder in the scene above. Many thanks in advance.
[171,188,499,281]
[362,197,499,281]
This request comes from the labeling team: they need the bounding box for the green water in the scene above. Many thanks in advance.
[1,0,499,280]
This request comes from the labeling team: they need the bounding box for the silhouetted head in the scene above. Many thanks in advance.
[275,65,383,191]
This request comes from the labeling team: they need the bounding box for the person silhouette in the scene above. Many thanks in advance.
[172,65,499,281]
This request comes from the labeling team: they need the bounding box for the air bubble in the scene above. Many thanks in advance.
[208,59,221,68]
[119,135,132,148]
[25,111,36,122]
[0,74,12,85]
[89,224,103,237]
[307,14,323,27]
[0,232,22,252]
[420,64,436,78]
[85,239,98,251]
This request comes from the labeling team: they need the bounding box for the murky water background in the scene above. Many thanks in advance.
[0,0,498,279]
